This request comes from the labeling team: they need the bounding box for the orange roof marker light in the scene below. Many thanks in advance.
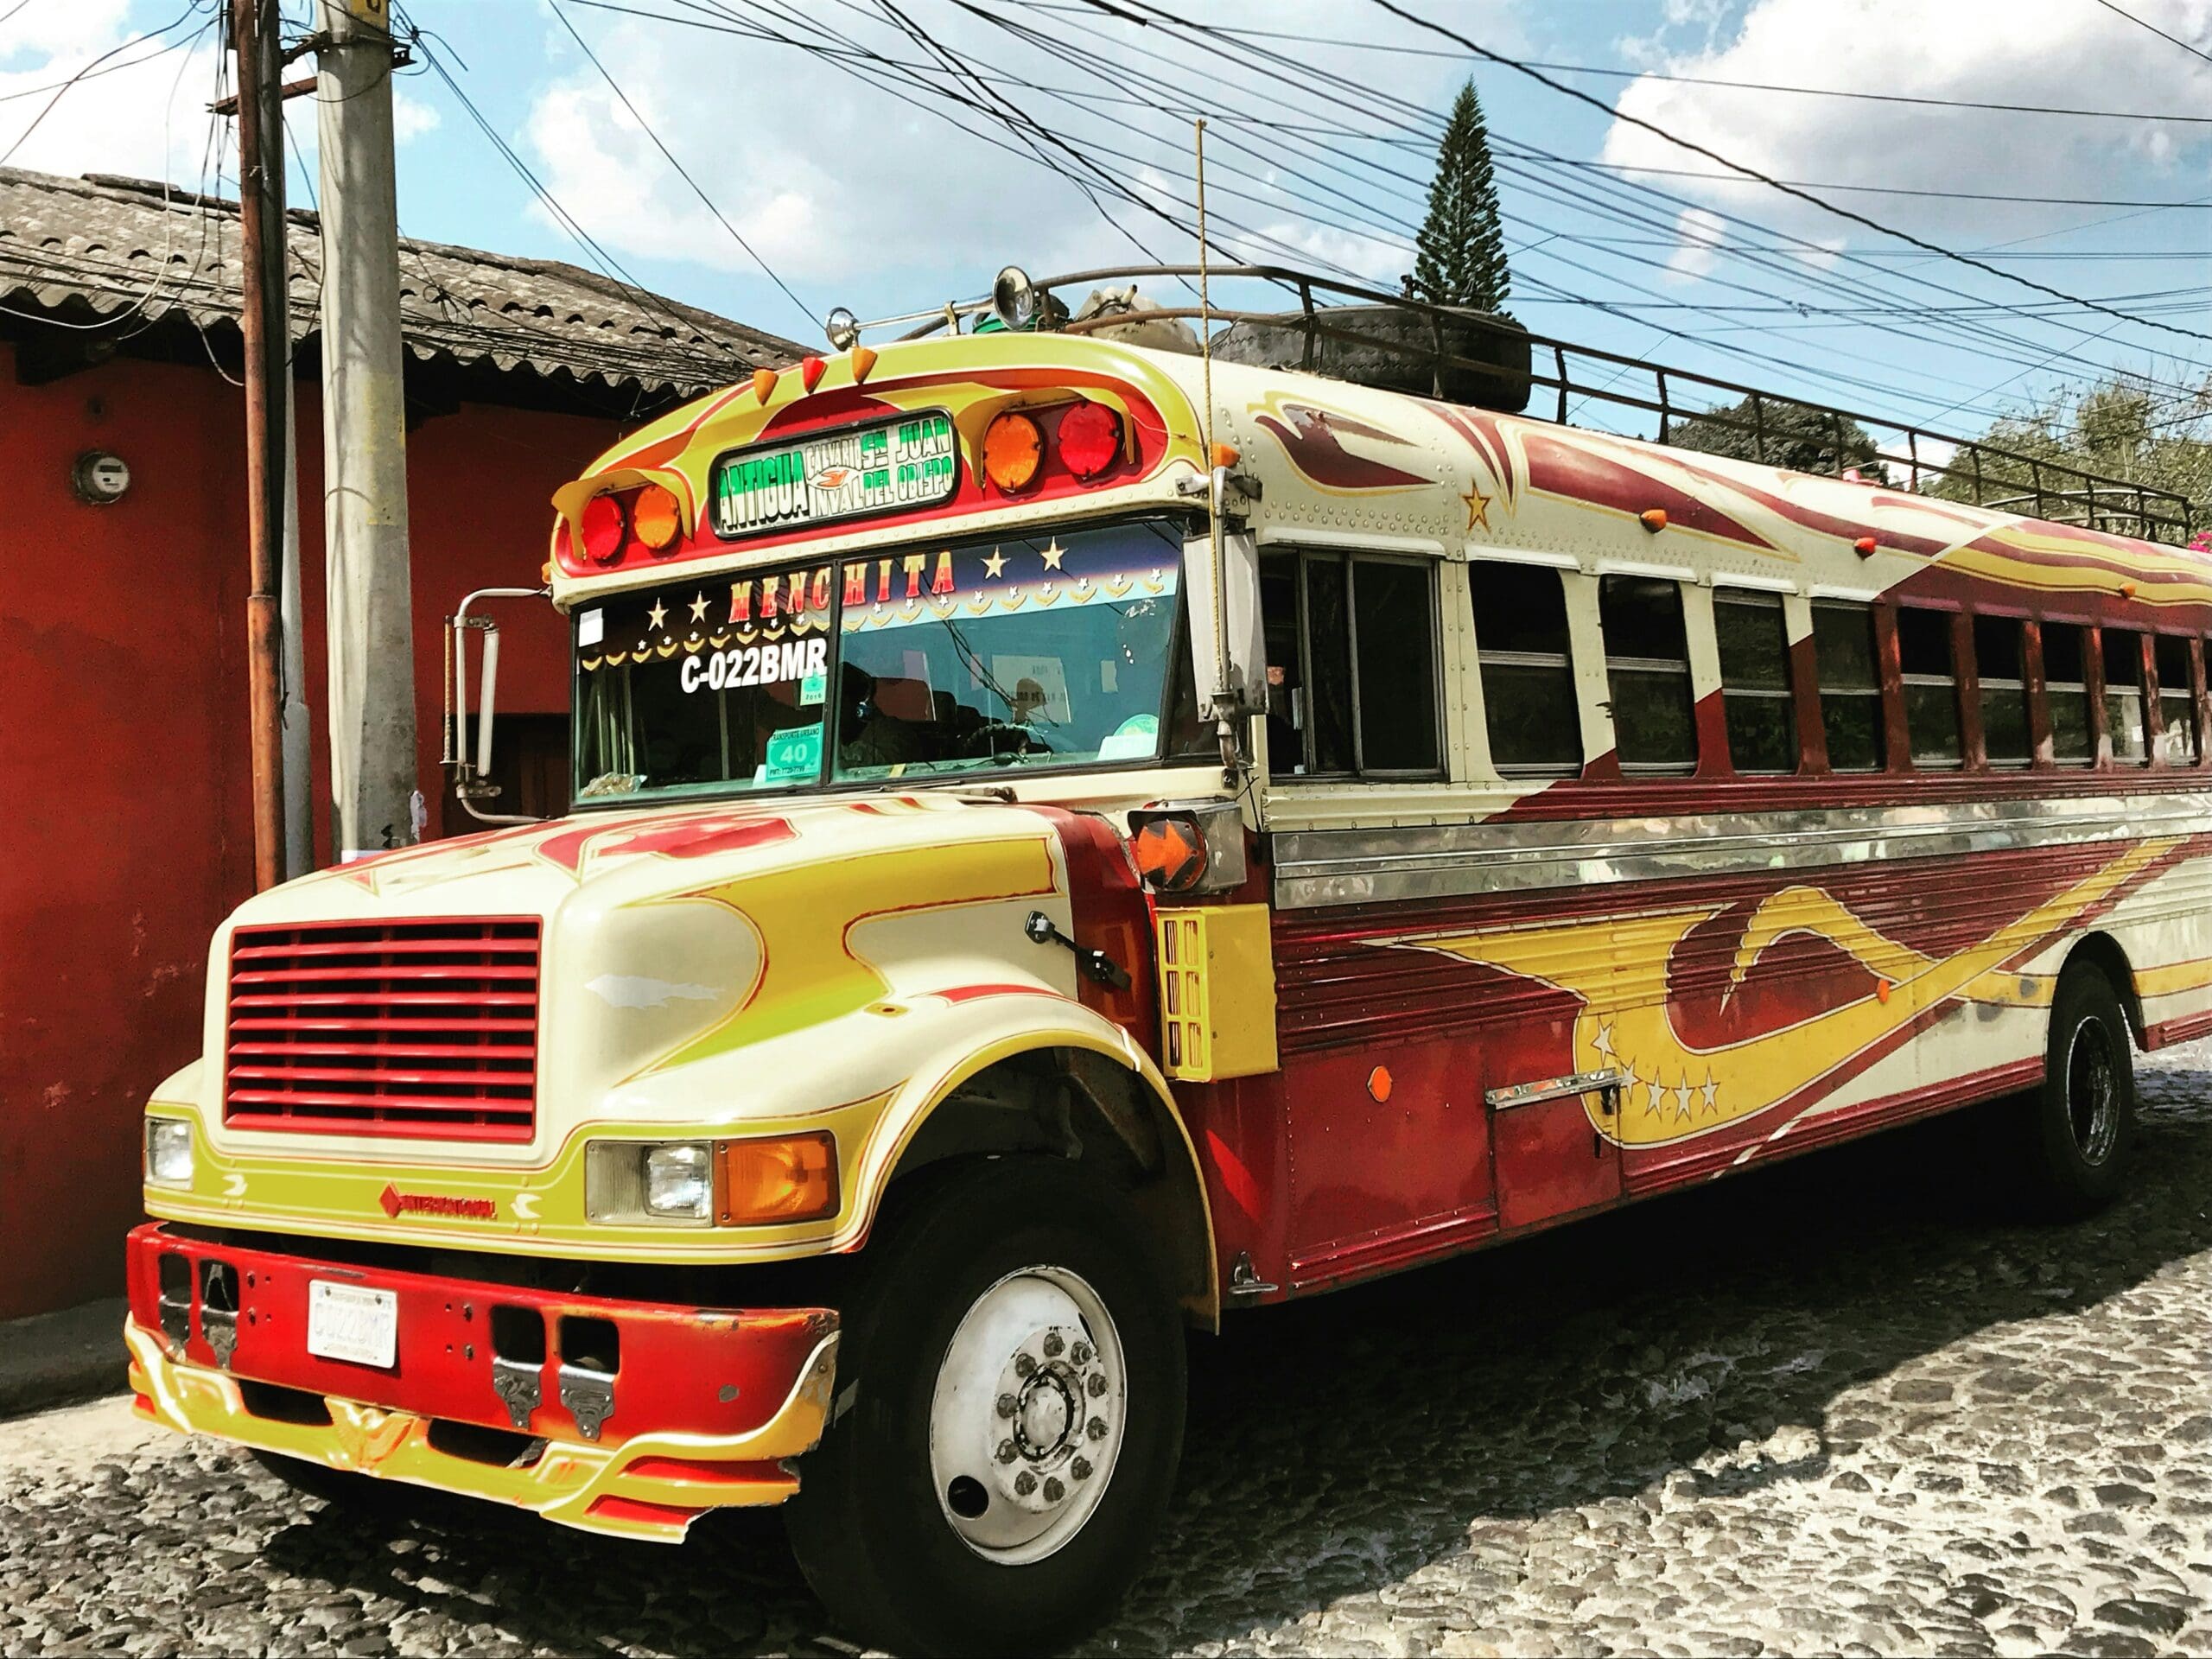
[752,367,779,403]
[982,410,1045,493]
[632,484,683,553]
[850,345,878,384]
[1211,442,1239,470]
[1855,535,1878,557]
[800,355,827,392]
[1640,507,1669,533]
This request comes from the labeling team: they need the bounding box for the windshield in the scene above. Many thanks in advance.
[572,516,1201,801]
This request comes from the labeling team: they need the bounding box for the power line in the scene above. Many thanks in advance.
[1500,149,2212,212]
[543,0,816,330]
[0,0,214,165]
[1363,0,2212,353]
[2091,0,2212,68]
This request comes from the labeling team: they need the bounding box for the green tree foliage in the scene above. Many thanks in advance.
[1669,393,1887,481]
[1930,376,2211,538]
[1413,81,1510,311]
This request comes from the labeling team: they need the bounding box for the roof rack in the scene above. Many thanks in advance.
[880,264,2199,549]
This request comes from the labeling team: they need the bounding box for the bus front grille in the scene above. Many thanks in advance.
[222,918,541,1142]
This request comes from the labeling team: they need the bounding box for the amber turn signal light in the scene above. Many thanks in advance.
[982,410,1045,493]
[1132,813,1208,893]
[632,483,683,552]
[716,1132,838,1224]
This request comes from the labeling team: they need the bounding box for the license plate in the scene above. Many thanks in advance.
[306,1281,398,1370]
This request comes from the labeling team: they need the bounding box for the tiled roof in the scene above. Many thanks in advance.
[0,165,804,400]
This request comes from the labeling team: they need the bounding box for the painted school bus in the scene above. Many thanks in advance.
[125,305,2212,1653]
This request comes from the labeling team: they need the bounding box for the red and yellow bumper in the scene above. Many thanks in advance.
[123,1224,837,1541]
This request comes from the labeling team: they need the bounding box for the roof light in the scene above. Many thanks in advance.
[850,346,878,384]
[1058,402,1122,480]
[752,367,779,403]
[1639,508,1669,532]
[632,484,682,553]
[579,493,626,564]
[982,410,1045,493]
[800,355,826,392]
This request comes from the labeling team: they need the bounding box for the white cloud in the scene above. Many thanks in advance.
[1668,205,1726,279]
[1599,0,2212,251]
[391,88,440,146]
[0,13,227,185]
[518,0,1515,321]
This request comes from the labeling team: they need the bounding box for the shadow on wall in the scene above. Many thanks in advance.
[252,1071,2212,1652]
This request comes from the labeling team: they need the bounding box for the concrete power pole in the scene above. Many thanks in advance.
[315,0,417,861]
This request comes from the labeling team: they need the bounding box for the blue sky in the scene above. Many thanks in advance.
[9,0,2212,454]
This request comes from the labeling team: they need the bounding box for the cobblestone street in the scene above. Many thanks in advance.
[4,1046,2209,1658]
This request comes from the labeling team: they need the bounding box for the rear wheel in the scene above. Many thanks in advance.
[2022,964,2137,1217]
[785,1158,1185,1656]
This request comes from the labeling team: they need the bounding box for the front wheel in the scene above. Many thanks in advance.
[785,1158,1186,1656]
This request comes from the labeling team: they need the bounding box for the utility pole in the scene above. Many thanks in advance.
[232,0,288,890]
[315,0,417,860]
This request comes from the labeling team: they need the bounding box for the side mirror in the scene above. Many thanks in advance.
[445,586,548,826]
[1180,517,1268,728]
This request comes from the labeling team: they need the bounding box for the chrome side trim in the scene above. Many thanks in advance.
[1272,791,2212,909]
[1485,1070,1625,1111]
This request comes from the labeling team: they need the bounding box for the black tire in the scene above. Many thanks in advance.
[785,1157,1186,1656]
[2022,964,2137,1218]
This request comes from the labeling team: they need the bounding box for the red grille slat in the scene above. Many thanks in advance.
[223,918,541,1141]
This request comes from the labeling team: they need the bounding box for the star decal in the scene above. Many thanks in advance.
[1700,1071,1720,1115]
[1463,486,1492,531]
[646,600,668,631]
[1592,1022,1615,1060]
[688,593,710,623]
[982,548,1007,579]
[1039,539,1066,571]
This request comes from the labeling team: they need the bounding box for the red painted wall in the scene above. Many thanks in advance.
[0,341,626,1319]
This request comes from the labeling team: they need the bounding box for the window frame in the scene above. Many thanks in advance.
[1469,558,1584,780]
[1809,599,1886,774]
[1596,572,1700,777]
[1712,588,1800,776]
[2102,624,2151,767]
[2040,617,2096,767]
[1971,612,2032,771]
[1265,547,1446,783]
[1896,603,1966,771]
[2153,632,2200,766]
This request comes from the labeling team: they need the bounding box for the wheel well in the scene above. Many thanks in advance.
[2061,931,2143,1045]
[885,1050,1217,1325]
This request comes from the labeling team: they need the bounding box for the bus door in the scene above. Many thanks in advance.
[1484,1069,1624,1231]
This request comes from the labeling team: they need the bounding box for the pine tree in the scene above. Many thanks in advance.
[1412,81,1510,311]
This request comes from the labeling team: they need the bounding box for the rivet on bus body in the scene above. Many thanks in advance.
[1639,507,1668,532]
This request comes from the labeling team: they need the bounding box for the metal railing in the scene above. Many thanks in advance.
[890,264,2198,547]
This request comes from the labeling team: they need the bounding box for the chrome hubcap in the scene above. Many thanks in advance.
[2067,1015,2120,1166]
[929,1266,1125,1565]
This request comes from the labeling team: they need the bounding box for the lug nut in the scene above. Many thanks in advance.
[1087,1416,1108,1441]
[1041,1331,1065,1357]
[996,1440,1018,1465]
[1072,1457,1093,1480]
[1043,1478,1065,1503]
[1087,1372,1108,1397]
[995,1393,1016,1419]
[1014,1471,1038,1497]
[1014,1352,1037,1378]
[1071,1341,1092,1365]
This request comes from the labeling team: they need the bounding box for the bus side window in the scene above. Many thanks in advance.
[1897,607,1962,769]
[1260,551,1440,779]
[1811,601,1884,772]
[1974,615,2030,768]
[2155,636,2198,765]
[1470,562,1581,777]
[1713,591,1796,774]
[2044,622,2094,764]
[1598,575,1696,774]
[2105,627,2149,764]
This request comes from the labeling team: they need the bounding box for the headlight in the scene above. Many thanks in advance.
[645,1143,711,1218]
[585,1141,712,1226]
[145,1119,194,1188]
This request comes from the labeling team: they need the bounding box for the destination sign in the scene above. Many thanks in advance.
[711,410,960,539]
